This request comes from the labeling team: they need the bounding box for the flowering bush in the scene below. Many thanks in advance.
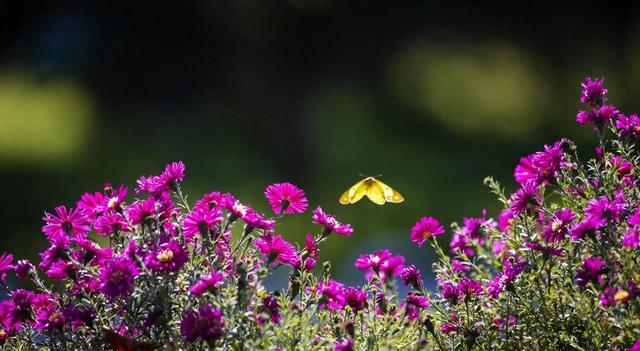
[1,78,640,350]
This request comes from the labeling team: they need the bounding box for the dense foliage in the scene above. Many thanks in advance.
[1,78,640,350]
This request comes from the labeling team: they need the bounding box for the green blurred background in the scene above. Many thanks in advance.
[1,1,640,287]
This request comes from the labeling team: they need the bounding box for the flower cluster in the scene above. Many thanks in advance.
[1,77,640,350]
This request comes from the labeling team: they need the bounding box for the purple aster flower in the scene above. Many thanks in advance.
[38,235,70,273]
[314,279,346,310]
[457,278,483,299]
[355,250,392,272]
[441,283,460,304]
[585,193,626,227]
[449,232,474,256]
[32,294,64,332]
[541,208,575,243]
[630,339,640,351]
[312,207,354,236]
[400,265,423,289]
[42,206,90,240]
[335,338,354,351]
[125,198,156,226]
[77,191,106,218]
[405,292,430,320]
[189,270,225,296]
[575,257,606,289]
[514,140,566,186]
[344,287,367,312]
[451,259,471,272]
[526,242,564,256]
[305,234,319,258]
[14,259,33,280]
[410,217,445,247]
[253,234,299,266]
[623,228,640,247]
[182,207,224,240]
[241,210,275,232]
[180,305,224,343]
[569,218,598,241]
[508,181,540,216]
[576,105,619,128]
[264,182,309,215]
[616,113,640,139]
[144,240,188,272]
[493,315,517,330]
[580,77,608,106]
[486,261,523,299]
[72,238,112,266]
[99,257,140,300]
[94,213,130,236]
[159,161,185,188]
[194,191,232,211]
[375,255,405,283]
[259,295,281,324]
[0,253,14,283]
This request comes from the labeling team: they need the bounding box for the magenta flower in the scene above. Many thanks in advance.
[616,113,640,139]
[514,140,566,186]
[449,232,474,256]
[180,305,224,343]
[0,253,14,283]
[486,261,523,299]
[335,338,354,351]
[355,250,392,272]
[585,193,626,227]
[125,198,156,226]
[144,240,188,272]
[33,294,64,332]
[457,278,483,299]
[569,218,597,241]
[14,260,33,280]
[541,208,575,243]
[576,105,619,128]
[104,184,128,211]
[376,255,405,282]
[194,191,232,211]
[183,207,224,239]
[253,234,299,266]
[99,257,140,300]
[451,259,471,272]
[189,271,225,296]
[72,238,112,266]
[314,279,346,310]
[241,210,275,232]
[400,265,423,289]
[312,207,354,236]
[77,191,106,218]
[94,213,130,236]
[410,217,445,247]
[508,181,540,216]
[441,283,460,304]
[404,292,430,320]
[344,287,367,312]
[159,161,186,187]
[42,206,90,240]
[580,77,608,106]
[631,339,640,351]
[259,295,281,324]
[575,257,606,289]
[264,182,308,214]
[305,234,319,258]
[526,242,564,256]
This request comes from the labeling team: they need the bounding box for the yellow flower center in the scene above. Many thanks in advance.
[156,250,174,263]
[107,197,119,209]
[49,312,61,322]
[0,329,6,338]
[423,231,432,240]
[551,219,563,232]
[614,290,629,303]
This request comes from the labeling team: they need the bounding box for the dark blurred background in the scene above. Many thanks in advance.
[1,1,640,288]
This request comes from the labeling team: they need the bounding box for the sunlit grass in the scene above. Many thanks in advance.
[0,71,94,164]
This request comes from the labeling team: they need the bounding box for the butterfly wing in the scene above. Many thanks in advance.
[339,178,368,205]
[364,178,386,205]
[104,328,158,351]
[375,178,405,203]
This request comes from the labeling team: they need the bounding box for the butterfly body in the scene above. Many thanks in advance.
[339,177,404,205]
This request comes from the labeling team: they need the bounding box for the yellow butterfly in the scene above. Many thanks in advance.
[339,176,404,205]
